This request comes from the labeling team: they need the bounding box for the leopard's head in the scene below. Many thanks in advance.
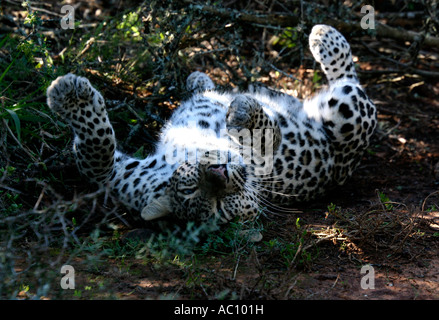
[141,161,260,224]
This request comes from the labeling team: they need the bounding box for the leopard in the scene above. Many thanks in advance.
[46,24,377,228]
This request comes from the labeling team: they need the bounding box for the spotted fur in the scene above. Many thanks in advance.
[46,25,376,224]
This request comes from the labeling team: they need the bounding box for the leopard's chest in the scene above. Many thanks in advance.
[157,98,236,165]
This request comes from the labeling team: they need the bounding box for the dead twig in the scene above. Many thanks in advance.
[422,191,439,212]
[185,1,439,48]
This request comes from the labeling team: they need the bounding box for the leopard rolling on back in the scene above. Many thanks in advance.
[46,25,376,225]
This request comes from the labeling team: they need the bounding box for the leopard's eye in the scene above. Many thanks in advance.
[179,187,198,195]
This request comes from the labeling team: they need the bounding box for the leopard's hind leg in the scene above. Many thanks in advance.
[46,74,116,185]
[309,24,358,84]
[306,25,377,185]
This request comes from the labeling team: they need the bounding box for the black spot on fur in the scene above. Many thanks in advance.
[328,98,338,107]
[97,128,105,136]
[356,87,367,99]
[126,161,140,170]
[146,159,157,169]
[153,182,167,193]
[338,103,354,119]
[198,120,210,129]
[133,178,141,187]
[277,115,288,128]
[342,85,352,94]
[340,123,354,133]
[300,150,312,166]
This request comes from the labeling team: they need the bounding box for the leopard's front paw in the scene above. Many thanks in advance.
[186,71,214,93]
[226,95,257,132]
[46,73,104,119]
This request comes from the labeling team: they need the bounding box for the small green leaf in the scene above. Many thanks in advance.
[5,108,21,142]
[133,146,145,159]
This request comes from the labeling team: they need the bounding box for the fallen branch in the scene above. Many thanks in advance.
[188,2,439,48]
[190,3,300,27]
[330,19,439,48]
[358,67,439,79]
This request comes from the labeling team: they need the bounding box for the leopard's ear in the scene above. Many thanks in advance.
[141,194,172,221]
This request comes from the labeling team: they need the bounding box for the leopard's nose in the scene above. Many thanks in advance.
[207,164,228,182]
